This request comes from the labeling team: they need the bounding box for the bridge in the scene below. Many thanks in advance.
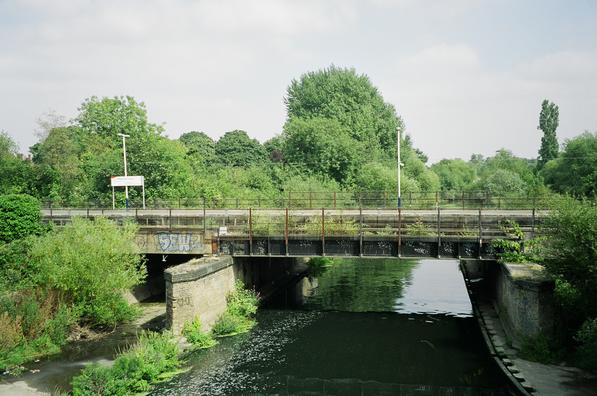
[42,207,545,259]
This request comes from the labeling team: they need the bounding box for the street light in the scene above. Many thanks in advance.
[397,127,402,208]
[117,133,130,208]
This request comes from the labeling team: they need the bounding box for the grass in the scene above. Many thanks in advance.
[71,331,181,396]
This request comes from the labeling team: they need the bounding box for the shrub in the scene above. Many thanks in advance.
[30,217,146,326]
[575,318,597,373]
[226,281,259,318]
[212,312,252,337]
[212,282,259,337]
[0,194,43,243]
[519,333,562,364]
[405,217,433,236]
[71,331,181,396]
[182,317,217,349]
[71,364,118,396]
[307,257,333,277]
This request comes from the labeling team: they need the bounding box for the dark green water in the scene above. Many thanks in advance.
[151,259,512,395]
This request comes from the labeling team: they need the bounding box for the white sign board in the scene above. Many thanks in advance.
[111,176,144,187]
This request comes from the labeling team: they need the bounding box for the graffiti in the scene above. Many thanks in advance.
[135,235,148,249]
[156,232,202,253]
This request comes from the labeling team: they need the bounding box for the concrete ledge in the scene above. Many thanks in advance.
[164,255,233,283]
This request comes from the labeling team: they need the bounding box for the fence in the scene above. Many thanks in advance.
[42,191,553,210]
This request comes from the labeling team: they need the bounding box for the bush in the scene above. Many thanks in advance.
[212,282,259,337]
[519,334,562,364]
[575,318,597,373]
[307,257,333,277]
[543,198,596,319]
[0,289,76,372]
[71,331,180,396]
[0,194,43,243]
[30,217,146,326]
[212,312,252,337]
[182,317,217,349]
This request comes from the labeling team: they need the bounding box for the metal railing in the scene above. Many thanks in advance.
[41,190,554,210]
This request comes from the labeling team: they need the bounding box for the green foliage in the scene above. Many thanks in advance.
[30,217,145,326]
[179,131,216,168]
[537,99,559,169]
[285,65,401,157]
[0,290,77,371]
[283,117,361,184]
[543,198,596,317]
[0,131,33,195]
[542,132,596,197]
[226,281,259,318]
[182,317,217,349]
[212,281,259,337]
[211,312,252,337]
[71,331,180,396]
[0,194,43,243]
[77,96,163,139]
[431,159,477,191]
[215,130,267,167]
[519,333,562,364]
[574,318,597,373]
[405,217,433,236]
[307,257,333,277]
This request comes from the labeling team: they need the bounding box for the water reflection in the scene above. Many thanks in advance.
[151,259,511,396]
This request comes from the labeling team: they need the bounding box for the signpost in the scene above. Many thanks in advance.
[111,176,145,209]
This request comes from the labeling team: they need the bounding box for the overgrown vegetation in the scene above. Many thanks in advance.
[182,317,217,349]
[0,199,146,372]
[212,281,259,337]
[71,331,180,396]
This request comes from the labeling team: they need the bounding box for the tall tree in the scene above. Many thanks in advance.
[542,132,597,197]
[284,66,403,158]
[215,130,267,167]
[537,99,559,169]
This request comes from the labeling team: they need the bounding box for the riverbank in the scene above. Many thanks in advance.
[0,303,166,396]
[461,260,597,396]
[478,301,597,396]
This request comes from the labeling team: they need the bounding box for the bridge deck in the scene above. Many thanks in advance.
[41,208,540,258]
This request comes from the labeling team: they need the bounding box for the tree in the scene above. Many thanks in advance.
[178,131,216,167]
[0,132,32,195]
[431,159,477,191]
[0,194,43,243]
[283,118,361,184]
[285,66,403,158]
[542,132,597,197]
[77,96,162,140]
[537,99,559,169]
[31,217,145,326]
[215,130,267,167]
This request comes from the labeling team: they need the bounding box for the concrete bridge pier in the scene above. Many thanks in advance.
[164,255,304,334]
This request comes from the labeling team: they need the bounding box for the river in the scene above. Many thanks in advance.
[151,258,513,395]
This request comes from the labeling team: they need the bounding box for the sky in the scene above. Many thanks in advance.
[1,0,596,163]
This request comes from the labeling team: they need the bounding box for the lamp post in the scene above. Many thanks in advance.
[117,133,130,208]
[397,127,402,208]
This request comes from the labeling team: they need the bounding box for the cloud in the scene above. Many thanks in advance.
[380,44,597,162]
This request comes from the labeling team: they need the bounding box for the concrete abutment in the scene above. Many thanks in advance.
[164,255,304,335]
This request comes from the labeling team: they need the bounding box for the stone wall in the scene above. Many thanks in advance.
[461,259,555,341]
[165,256,237,335]
[495,263,555,340]
[164,256,304,335]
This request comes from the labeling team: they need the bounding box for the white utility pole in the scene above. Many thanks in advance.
[117,133,130,208]
[397,127,402,208]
